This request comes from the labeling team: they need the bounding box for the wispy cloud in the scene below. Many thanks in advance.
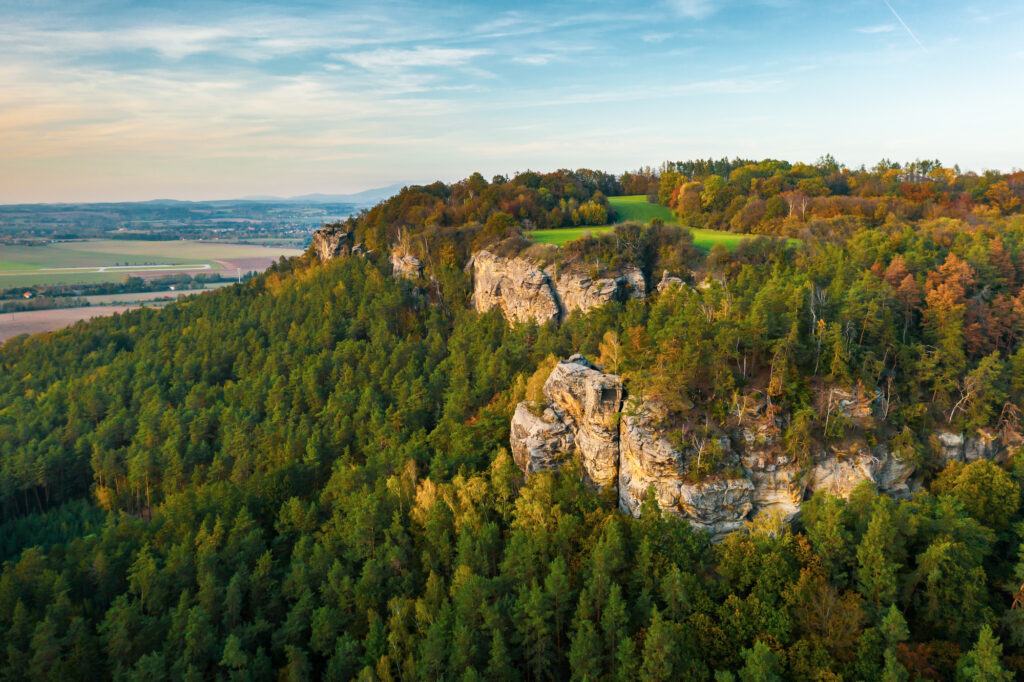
[668,0,722,20]
[642,32,673,43]
[513,54,556,66]
[855,24,895,34]
[340,46,491,71]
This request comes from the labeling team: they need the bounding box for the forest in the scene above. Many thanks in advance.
[2,159,1024,680]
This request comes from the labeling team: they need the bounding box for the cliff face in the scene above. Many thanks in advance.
[618,398,754,536]
[311,225,355,262]
[509,354,1009,539]
[469,250,646,325]
[469,251,562,325]
[311,236,646,325]
[542,355,624,490]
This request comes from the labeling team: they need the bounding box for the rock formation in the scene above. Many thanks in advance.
[509,354,1010,539]
[468,251,561,325]
[655,271,686,294]
[542,355,624,490]
[618,397,754,535]
[311,225,354,262]
[554,267,646,317]
[469,249,646,325]
[509,404,575,476]
[390,250,424,280]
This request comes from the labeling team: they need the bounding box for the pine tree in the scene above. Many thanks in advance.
[880,649,909,682]
[738,640,782,682]
[856,499,900,619]
[485,628,516,682]
[639,608,678,682]
[568,619,602,682]
[955,625,1012,681]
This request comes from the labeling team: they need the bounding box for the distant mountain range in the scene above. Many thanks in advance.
[1,183,409,209]
[240,183,409,205]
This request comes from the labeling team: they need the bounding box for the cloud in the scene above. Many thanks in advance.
[513,54,555,65]
[668,0,722,19]
[340,47,491,71]
[855,24,896,34]
[642,32,673,43]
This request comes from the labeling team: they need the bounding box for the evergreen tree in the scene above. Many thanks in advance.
[956,625,1013,682]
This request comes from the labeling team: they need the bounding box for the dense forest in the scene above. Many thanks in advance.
[3,160,1024,680]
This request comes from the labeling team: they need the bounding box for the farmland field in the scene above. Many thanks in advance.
[526,196,763,250]
[0,239,303,287]
[0,305,146,343]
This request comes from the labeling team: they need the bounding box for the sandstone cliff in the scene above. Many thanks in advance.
[469,250,646,325]
[389,249,424,280]
[311,225,355,262]
[468,251,561,325]
[509,354,1010,538]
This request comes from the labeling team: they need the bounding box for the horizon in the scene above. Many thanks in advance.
[3,0,1023,203]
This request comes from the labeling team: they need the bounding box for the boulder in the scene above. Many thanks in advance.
[821,386,877,429]
[806,443,878,499]
[932,430,965,466]
[964,428,1000,463]
[553,266,646,318]
[874,448,916,496]
[678,478,755,537]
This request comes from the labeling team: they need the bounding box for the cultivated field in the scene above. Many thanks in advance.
[0,305,143,343]
[0,239,303,287]
[527,196,759,250]
[82,283,232,305]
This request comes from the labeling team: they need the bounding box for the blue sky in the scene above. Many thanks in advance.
[1,0,1022,202]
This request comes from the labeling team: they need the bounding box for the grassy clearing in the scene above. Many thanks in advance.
[607,195,676,224]
[527,226,615,246]
[526,196,764,251]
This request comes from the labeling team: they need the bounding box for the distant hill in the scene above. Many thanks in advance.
[241,182,408,205]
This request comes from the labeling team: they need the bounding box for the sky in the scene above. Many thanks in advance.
[1,0,1023,203]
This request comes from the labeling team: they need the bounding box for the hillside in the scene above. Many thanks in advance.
[2,162,1024,679]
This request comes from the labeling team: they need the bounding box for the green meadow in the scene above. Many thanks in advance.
[526,195,761,250]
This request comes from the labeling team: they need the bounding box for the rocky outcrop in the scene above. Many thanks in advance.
[469,251,561,325]
[555,268,646,317]
[511,355,756,537]
[656,271,686,294]
[931,430,965,466]
[806,441,917,500]
[509,404,575,476]
[542,355,624,490]
[741,452,805,521]
[469,250,646,325]
[390,250,424,280]
[618,398,754,536]
[311,226,355,262]
[509,357,1014,539]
